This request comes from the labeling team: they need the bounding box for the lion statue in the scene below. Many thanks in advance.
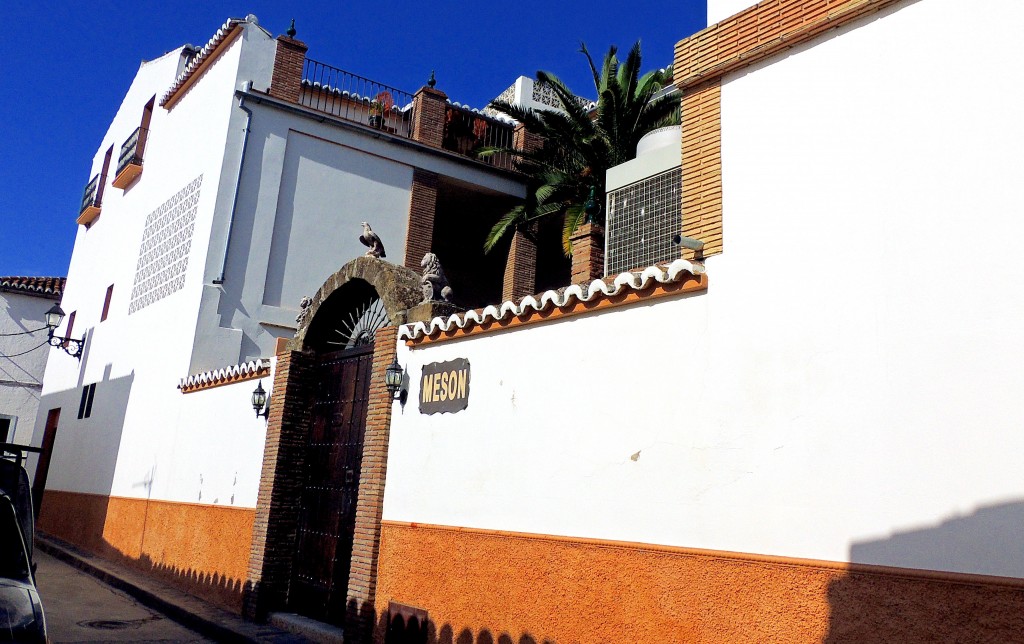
[420,252,453,304]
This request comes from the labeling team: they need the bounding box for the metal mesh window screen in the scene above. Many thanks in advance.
[606,167,681,275]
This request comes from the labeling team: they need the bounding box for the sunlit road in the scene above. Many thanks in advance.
[33,550,215,643]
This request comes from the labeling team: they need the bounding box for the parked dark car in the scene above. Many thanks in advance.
[0,492,45,642]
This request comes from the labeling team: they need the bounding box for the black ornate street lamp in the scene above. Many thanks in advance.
[44,304,85,360]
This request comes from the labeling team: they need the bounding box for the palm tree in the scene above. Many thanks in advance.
[482,41,678,255]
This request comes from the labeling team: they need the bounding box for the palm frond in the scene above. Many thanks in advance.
[561,203,588,256]
[483,206,527,254]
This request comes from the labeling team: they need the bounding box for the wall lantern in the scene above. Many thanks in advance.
[384,358,405,401]
[251,380,269,419]
[44,304,85,360]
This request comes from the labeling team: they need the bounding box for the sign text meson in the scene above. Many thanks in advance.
[419,358,470,414]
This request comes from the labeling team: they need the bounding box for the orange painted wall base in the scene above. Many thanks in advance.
[375,521,1024,643]
[39,490,255,612]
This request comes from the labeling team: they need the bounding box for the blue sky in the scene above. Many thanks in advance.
[0,1,705,278]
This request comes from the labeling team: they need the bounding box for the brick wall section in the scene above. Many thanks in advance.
[673,0,904,89]
[499,124,544,301]
[269,36,308,103]
[680,81,723,258]
[673,0,904,259]
[404,170,438,271]
[411,86,448,148]
[345,325,398,644]
[502,225,537,301]
[243,350,315,620]
[570,223,606,285]
[513,123,543,156]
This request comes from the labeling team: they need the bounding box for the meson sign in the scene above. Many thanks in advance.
[419,358,470,414]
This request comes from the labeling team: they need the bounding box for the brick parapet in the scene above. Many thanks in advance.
[672,0,904,260]
[269,36,308,103]
[404,170,438,270]
[680,81,723,258]
[411,86,448,148]
[347,325,399,644]
[673,0,904,90]
[570,222,606,285]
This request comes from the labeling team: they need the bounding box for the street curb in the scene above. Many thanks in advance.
[36,533,307,643]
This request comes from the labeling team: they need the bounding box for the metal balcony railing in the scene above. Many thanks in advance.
[116,127,148,177]
[442,104,515,171]
[300,59,415,137]
[80,174,101,215]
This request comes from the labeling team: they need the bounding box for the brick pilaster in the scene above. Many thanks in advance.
[243,350,315,620]
[502,224,537,302]
[411,86,448,148]
[268,36,308,103]
[347,325,398,644]
[404,170,438,271]
[570,222,605,286]
[513,123,542,156]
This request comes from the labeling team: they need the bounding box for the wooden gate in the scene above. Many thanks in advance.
[289,343,374,624]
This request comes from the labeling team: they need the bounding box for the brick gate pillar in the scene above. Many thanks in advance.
[243,349,316,620]
[345,325,399,643]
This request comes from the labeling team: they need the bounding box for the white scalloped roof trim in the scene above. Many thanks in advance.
[399,258,704,341]
[161,18,245,107]
[446,99,517,125]
[178,358,270,390]
[299,81,414,112]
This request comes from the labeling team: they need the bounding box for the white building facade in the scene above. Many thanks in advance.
[33,15,527,619]
[371,0,1024,641]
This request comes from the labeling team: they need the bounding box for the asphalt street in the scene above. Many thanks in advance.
[33,550,215,643]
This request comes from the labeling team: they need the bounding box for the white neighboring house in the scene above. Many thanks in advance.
[32,14,527,617]
[0,277,64,450]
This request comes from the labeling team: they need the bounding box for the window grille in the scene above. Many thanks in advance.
[606,167,682,275]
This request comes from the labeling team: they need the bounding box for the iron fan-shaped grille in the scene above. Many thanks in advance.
[327,296,389,349]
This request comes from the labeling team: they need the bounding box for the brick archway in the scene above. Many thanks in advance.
[244,257,422,642]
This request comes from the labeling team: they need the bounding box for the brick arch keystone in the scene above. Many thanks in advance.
[289,255,423,353]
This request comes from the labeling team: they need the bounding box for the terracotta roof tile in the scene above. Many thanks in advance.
[0,276,65,298]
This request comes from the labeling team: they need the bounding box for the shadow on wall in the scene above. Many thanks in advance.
[342,599,553,644]
[35,366,134,504]
[42,532,252,613]
[826,500,1024,642]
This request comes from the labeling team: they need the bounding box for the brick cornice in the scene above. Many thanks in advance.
[674,0,904,90]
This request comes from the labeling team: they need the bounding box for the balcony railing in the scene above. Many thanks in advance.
[442,104,515,171]
[77,174,102,225]
[113,127,148,188]
[300,59,415,137]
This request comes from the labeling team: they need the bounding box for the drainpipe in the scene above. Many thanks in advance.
[214,84,254,284]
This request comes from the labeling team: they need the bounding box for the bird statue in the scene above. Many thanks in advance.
[359,221,386,258]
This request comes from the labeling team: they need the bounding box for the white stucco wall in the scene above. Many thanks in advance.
[34,23,274,510]
[382,0,1024,580]
[0,290,57,446]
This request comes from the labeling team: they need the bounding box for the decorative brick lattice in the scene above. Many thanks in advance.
[493,83,515,105]
[606,167,682,274]
[129,175,202,314]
